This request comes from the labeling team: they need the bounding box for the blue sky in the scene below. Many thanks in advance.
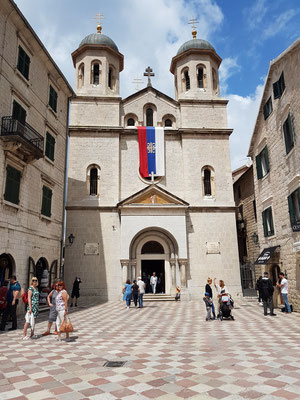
[14,0,300,170]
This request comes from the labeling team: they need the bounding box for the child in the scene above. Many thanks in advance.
[203,292,212,321]
[175,286,181,301]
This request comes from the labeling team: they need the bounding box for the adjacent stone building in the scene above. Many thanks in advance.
[248,38,300,311]
[0,0,73,303]
[64,24,242,302]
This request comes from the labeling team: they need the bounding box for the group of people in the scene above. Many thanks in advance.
[203,277,230,320]
[123,277,146,308]
[256,271,292,316]
[0,275,81,341]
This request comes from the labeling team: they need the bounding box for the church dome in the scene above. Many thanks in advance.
[177,39,215,55]
[79,33,119,52]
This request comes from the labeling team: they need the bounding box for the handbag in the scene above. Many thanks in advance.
[59,316,74,333]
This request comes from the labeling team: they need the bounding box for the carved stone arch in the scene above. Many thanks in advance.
[125,113,138,127]
[196,63,207,89]
[86,164,101,196]
[28,256,36,288]
[162,114,176,128]
[108,64,116,91]
[78,62,85,89]
[181,66,190,92]
[49,260,59,288]
[91,59,102,85]
[201,165,215,198]
[143,103,157,126]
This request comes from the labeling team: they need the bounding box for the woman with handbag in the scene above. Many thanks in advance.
[55,281,72,342]
[23,277,39,340]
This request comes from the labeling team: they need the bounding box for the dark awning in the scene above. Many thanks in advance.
[254,246,280,265]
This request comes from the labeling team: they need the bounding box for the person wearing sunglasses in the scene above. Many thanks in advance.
[42,279,59,336]
[23,277,39,340]
[55,281,70,341]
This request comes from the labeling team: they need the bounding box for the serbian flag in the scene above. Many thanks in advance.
[138,127,165,178]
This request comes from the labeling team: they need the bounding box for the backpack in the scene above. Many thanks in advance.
[22,291,28,304]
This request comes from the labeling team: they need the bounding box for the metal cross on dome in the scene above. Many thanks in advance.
[144,66,155,87]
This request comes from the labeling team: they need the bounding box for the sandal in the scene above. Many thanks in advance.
[42,331,50,336]
[22,336,29,340]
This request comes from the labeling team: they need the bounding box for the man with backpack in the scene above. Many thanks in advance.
[0,275,21,331]
[259,271,276,316]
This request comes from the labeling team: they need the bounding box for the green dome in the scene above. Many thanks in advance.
[177,39,215,55]
[79,34,119,52]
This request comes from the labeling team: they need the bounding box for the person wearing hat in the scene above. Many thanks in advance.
[203,292,213,321]
[260,271,276,316]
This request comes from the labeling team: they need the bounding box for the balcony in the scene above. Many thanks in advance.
[1,116,44,161]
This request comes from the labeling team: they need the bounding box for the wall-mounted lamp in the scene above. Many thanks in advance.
[251,232,259,244]
[68,233,75,245]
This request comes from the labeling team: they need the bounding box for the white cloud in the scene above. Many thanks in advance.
[228,83,264,170]
[219,57,241,94]
[245,0,268,29]
[263,9,298,39]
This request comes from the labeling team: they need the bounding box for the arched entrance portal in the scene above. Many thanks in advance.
[0,254,15,286]
[129,228,179,295]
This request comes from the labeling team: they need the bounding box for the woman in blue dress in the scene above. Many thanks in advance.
[123,279,132,309]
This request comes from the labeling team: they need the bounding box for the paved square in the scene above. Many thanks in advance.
[0,299,300,399]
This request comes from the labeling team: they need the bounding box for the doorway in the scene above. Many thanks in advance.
[142,260,165,293]
[0,254,14,286]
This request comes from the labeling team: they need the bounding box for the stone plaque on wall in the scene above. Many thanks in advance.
[84,243,99,255]
[206,242,220,254]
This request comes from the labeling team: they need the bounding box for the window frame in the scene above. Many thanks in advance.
[288,188,300,231]
[49,85,58,113]
[256,145,270,180]
[17,45,30,80]
[45,131,56,161]
[263,97,273,120]
[273,72,285,99]
[12,100,26,125]
[283,113,294,154]
[4,165,22,205]
[262,206,274,237]
[41,185,53,218]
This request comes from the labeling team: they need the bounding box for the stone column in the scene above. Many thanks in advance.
[170,258,176,291]
[120,259,129,283]
[179,259,188,288]
[130,260,137,282]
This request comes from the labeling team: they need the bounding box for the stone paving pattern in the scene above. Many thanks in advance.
[0,300,300,400]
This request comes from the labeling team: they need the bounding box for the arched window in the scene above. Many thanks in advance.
[91,62,101,85]
[184,70,190,91]
[204,169,211,195]
[78,63,84,89]
[90,168,98,195]
[165,119,172,127]
[127,118,135,126]
[197,67,204,88]
[146,108,153,126]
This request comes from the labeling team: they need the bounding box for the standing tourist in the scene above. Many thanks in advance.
[256,276,263,304]
[137,277,145,308]
[23,277,39,339]
[42,281,59,336]
[214,278,228,316]
[70,277,81,307]
[123,279,132,309]
[150,272,157,294]
[56,281,70,341]
[276,272,291,313]
[0,275,21,331]
[260,272,276,316]
[205,278,216,319]
[203,292,213,321]
[132,280,139,308]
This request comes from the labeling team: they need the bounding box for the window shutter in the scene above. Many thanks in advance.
[42,186,52,217]
[268,208,274,235]
[4,165,21,204]
[45,132,55,161]
[264,146,270,172]
[255,154,262,179]
[24,53,30,80]
[262,210,268,237]
[279,72,285,94]
[273,81,279,99]
[287,114,294,152]
[12,101,26,124]
[288,194,296,225]
[263,103,268,120]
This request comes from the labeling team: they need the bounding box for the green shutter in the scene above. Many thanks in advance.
[45,132,55,161]
[256,153,262,179]
[4,165,21,204]
[263,103,268,120]
[17,46,30,79]
[288,194,296,225]
[287,114,294,153]
[273,81,279,99]
[41,186,52,217]
[279,72,285,95]
[12,101,26,124]
[49,86,57,112]
[268,207,274,235]
[264,146,270,173]
[262,210,268,237]
[24,53,30,80]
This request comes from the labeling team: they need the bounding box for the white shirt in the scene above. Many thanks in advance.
[150,276,157,285]
[137,280,145,294]
[280,278,288,294]
[216,285,228,295]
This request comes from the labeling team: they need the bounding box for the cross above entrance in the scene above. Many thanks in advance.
[144,66,155,87]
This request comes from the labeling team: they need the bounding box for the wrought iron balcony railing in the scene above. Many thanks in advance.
[1,116,44,154]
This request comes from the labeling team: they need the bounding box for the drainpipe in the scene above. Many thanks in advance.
[59,96,71,279]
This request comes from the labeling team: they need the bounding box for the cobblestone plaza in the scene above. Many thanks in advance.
[1,299,300,400]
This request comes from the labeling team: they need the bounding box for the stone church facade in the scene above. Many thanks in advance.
[64,27,242,302]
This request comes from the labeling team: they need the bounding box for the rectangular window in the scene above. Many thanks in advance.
[41,186,52,217]
[12,100,26,125]
[253,199,257,222]
[45,132,55,161]
[283,113,294,154]
[17,46,30,80]
[263,97,273,120]
[262,206,274,237]
[49,85,58,112]
[273,72,285,99]
[288,188,300,231]
[255,145,269,180]
[4,165,21,205]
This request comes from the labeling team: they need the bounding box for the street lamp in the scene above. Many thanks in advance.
[68,233,75,245]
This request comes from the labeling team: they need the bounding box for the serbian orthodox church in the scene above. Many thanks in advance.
[64,21,242,302]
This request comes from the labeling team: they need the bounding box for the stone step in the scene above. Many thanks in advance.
[143,294,176,302]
